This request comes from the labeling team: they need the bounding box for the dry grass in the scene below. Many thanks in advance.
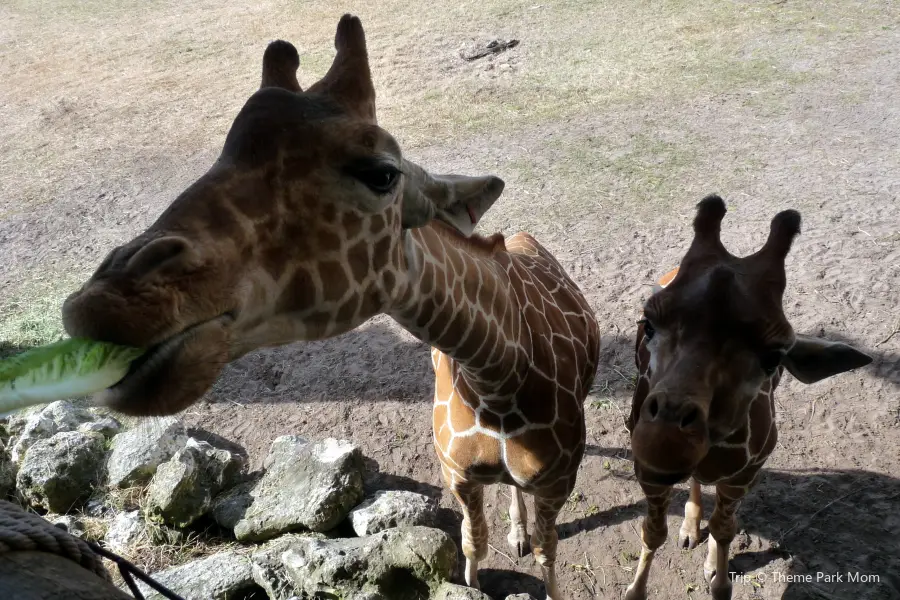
[0,0,885,217]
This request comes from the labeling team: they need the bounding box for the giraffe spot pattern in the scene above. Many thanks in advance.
[423,229,601,495]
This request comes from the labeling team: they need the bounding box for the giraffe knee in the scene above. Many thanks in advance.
[641,519,668,550]
[708,513,737,544]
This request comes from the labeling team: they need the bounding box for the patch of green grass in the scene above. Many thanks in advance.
[0,282,78,357]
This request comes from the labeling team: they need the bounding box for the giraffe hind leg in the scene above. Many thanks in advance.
[506,485,530,557]
[678,477,704,549]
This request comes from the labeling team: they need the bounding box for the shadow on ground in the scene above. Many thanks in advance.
[562,450,900,600]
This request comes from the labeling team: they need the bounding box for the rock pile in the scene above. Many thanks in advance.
[1,401,539,600]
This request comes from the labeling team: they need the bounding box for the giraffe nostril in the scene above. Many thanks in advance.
[648,397,659,419]
[681,407,699,429]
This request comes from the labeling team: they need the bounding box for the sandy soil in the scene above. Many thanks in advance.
[1,1,898,598]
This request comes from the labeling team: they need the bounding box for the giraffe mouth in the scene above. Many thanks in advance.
[97,312,235,415]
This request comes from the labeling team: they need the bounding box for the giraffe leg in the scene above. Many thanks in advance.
[506,485,529,557]
[703,483,745,600]
[449,481,489,590]
[678,478,703,549]
[530,492,568,600]
[625,484,673,600]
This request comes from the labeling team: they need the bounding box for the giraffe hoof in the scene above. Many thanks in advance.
[624,584,647,600]
[678,529,701,550]
[507,529,530,557]
[710,576,734,600]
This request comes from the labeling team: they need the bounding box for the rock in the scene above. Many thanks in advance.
[16,430,106,512]
[434,582,494,599]
[350,490,439,536]
[0,445,15,499]
[250,533,325,600]
[135,550,256,600]
[104,510,147,555]
[10,400,96,463]
[145,438,245,528]
[2,405,43,438]
[51,515,85,538]
[212,477,258,530]
[281,526,457,599]
[84,497,116,518]
[106,417,188,488]
[504,595,539,600]
[263,435,308,469]
[234,437,364,542]
[78,415,123,438]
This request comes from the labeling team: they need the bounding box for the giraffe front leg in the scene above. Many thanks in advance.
[625,484,673,600]
[678,478,703,549]
[530,492,568,600]
[449,480,489,589]
[703,483,745,600]
[506,485,529,557]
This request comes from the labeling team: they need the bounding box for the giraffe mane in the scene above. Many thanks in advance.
[428,218,507,256]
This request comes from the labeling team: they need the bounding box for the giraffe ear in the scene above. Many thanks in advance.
[782,334,872,384]
[400,160,504,234]
[260,40,303,92]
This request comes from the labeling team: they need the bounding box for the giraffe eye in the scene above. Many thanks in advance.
[760,350,784,376]
[639,318,656,341]
[354,165,401,195]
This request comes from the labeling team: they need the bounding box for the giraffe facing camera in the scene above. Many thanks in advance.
[623,194,872,600]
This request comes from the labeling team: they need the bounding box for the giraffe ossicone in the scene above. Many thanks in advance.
[60,14,601,599]
[624,194,872,600]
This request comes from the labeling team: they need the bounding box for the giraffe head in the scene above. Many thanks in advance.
[61,15,504,416]
[629,195,871,483]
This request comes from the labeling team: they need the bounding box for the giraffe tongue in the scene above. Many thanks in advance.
[466,204,478,225]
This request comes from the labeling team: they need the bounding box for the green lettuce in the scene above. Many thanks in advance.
[0,338,144,415]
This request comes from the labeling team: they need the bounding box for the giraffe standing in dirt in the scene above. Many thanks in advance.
[61,15,601,599]
[623,195,871,600]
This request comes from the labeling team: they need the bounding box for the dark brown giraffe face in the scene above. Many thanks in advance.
[61,15,504,416]
[628,195,871,483]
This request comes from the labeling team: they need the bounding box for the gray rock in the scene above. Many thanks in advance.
[504,595,539,600]
[263,435,309,469]
[281,526,457,599]
[10,400,96,463]
[106,417,188,488]
[135,550,256,600]
[145,438,245,528]
[104,510,147,555]
[16,430,105,512]
[433,582,494,599]
[250,533,325,600]
[234,437,364,542]
[0,445,15,499]
[350,490,439,536]
[78,415,123,438]
[51,515,85,538]
[211,477,258,530]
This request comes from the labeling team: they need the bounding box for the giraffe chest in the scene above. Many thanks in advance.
[430,350,586,490]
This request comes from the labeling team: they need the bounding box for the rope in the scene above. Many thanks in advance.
[0,499,111,581]
[0,499,186,600]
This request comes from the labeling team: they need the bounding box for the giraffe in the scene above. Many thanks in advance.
[622,195,872,600]
[59,15,601,598]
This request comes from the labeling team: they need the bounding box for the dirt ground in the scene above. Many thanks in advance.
[1,1,898,599]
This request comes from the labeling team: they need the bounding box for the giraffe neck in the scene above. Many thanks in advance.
[388,222,529,400]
